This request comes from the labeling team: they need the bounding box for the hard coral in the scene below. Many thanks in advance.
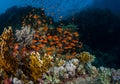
[78,51,95,64]
[23,51,53,82]
[0,27,18,75]
[29,52,43,81]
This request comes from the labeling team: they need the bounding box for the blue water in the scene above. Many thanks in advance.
[0,0,120,20]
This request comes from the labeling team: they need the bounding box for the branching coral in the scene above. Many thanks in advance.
[0,27,18,75]
[29,52,43,81]
[0,27,13,58]
[22,51,53,82]
[78,51,95,64]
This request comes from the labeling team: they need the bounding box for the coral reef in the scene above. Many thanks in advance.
[0,8,120,84]
[0,24,119,84]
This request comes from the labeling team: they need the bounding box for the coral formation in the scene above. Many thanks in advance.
[0,27,18,75]
[78,51,95,64]
[28,52,53,81]
[0,7,120,84]
[15,26,35,46]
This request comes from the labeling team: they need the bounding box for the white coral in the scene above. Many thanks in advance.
[15,26,35,46]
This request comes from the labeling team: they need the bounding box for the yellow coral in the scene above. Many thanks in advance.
[78,51,95,64]
[27,52,53,81]
[0,27,18,75]
[54,58,65,67]
[57,59,65,67]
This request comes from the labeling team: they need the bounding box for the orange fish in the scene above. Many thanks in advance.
[64,31,68,34]
[70,43,76,46]
[72,40,78,43]
[37,20,41,25]
[66,55,71,60]
[21,47,27,53]
[73,32,79,37]
[47,51,52,55]
[57,27,62,32]
[46,47,52,51]
[64,46,69,49]
[53,36,59,41]
[39,39,44,42]
[32,39,38,43]
[62,39,67,43]
[55,41,59,44]
[34,47,40,51]
[30,45,37,49]
[47,35,52,40]
[42,39,48,43]
[33,14,39,19]
[65,42,69,45]
[68,46,72,49]
[69,33,73,36]
[34,34,39,38]
[72,52,76,56]
[38,44,45,48]
[57,49,63,53]
[67,36,72,40]
[49,42,54,45]
[58,43,62,47]
[65,31,70,35]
